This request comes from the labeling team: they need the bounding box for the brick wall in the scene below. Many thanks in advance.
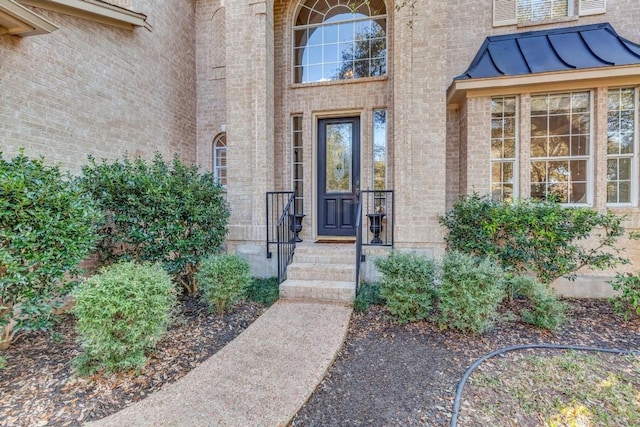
[0,0,197,173]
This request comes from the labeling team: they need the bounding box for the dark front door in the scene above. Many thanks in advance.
[317,117,360,236]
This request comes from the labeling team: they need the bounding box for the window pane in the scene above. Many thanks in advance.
[373,109,387,191]
[607,88,636,204]
[491,96,518,201]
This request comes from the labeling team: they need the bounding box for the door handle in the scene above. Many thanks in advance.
[355,179,360,200]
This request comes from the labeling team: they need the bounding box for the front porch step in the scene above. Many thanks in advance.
[279,242,357,303]
[279,279,355,303]
[286,262,356,282]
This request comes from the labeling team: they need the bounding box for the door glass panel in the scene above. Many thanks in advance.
[326,123,352,193]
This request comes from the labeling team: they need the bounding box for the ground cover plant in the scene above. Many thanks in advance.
[0,151,100,349]
[79,153,229,294]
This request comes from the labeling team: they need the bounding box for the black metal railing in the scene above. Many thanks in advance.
[266,191,296,284]
[360,190,394,247]
[354,194,363,296]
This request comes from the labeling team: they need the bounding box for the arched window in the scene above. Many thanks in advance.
[212,133,227,188]
[293,0,387,84]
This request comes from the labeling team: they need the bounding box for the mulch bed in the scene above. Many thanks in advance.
[0,299,266,427]
[0,298,638,427]
[291,299,640,426]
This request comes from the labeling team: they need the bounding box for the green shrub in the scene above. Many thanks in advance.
[73,262,176,374]
[79,153,229,294]
[609,272,640,320]
[514,275,567,330]
[375,252,438,324]
[439,194,627,284]
[353,281,385,312]
[438,252,506,334]
[196,254,251,313]
[246,277,279,307]
[0,151,100,349]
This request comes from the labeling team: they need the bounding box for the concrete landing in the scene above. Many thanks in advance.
[88,301,352,427]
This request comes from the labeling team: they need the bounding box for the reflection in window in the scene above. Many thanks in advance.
[292,116,304,214]
[491,97,517,201]
[213,133,227,188]
[530,92,591,204]
[293,0,387,83]
[517,0,569,23]
[326,123,353,193]
[373,109,387,212]
[607,88,636,204]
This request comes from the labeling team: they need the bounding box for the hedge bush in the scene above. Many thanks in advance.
[439,194,627,284]
[438,252,506,334]
[73,262,177,374]
[196,254,251,313]
[374,252,438,324]
[79,153,229,294]
[512,275,567,330]
[245,277,279,307]
[0,151,100,349]
[609,272,640,320]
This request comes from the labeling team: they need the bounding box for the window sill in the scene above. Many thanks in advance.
[291,75,388,90]
[18,0,150,30]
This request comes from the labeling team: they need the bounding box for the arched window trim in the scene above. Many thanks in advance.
[212,132,227,189]
[292,0,388,84]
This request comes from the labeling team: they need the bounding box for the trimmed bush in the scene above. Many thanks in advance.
[0,151,100,349]
[246,277,279,307]
[375,252,438,324]
[438,252,506,334]
[609,272,640,320]
[196,254,251,313]
[353,281,385,312]
[79,153,229,294]
[439,194,627,284]
[512,275,567,330]
[73,262,176,374]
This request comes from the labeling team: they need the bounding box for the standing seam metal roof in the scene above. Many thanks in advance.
[456,23,640,80]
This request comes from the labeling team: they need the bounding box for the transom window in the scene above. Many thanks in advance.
[293,0,387,84]
[213,133,227,188]
[607,88,637,205]
[530,92,591,204]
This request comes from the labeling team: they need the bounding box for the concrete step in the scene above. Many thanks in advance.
[286,262,356,282]
[293,253,356,264]
[279,279,355,303]
[294,243,355,257]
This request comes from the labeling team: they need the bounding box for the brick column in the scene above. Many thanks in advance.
[225,0,275,274]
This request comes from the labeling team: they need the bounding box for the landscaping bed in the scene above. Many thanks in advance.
[292,298,639,426]
[0,299,266,426]
[1,298,637,426]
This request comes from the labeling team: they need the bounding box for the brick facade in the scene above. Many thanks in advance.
[3,0,640,291]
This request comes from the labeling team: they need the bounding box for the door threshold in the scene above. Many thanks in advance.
[315,237,356,243]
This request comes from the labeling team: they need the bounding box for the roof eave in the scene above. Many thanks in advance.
[0,0,57,36]
[447,64,640,107]
[18,0,151,31]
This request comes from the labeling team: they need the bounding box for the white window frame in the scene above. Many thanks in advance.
[490,96,519,202]
[528,90,594,206]
[213,133,227,189]
[606,87,638,207]
[493,0,606,27]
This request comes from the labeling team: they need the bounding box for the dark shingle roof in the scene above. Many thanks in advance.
[456,23,640,80]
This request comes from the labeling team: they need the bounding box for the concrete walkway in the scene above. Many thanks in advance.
[88,301,353,427]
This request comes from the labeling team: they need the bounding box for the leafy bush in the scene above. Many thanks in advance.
[353,281,385,312]
[439,194,627,284]
[79,153,229,294]
[196,254,251,313]
[246,277,279,307]
[513,275,567,330]
[438,252,506,334]
[73,262,176,374]
[609,272,640,320]
[0,151,100,349]
[375,252,438,324]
